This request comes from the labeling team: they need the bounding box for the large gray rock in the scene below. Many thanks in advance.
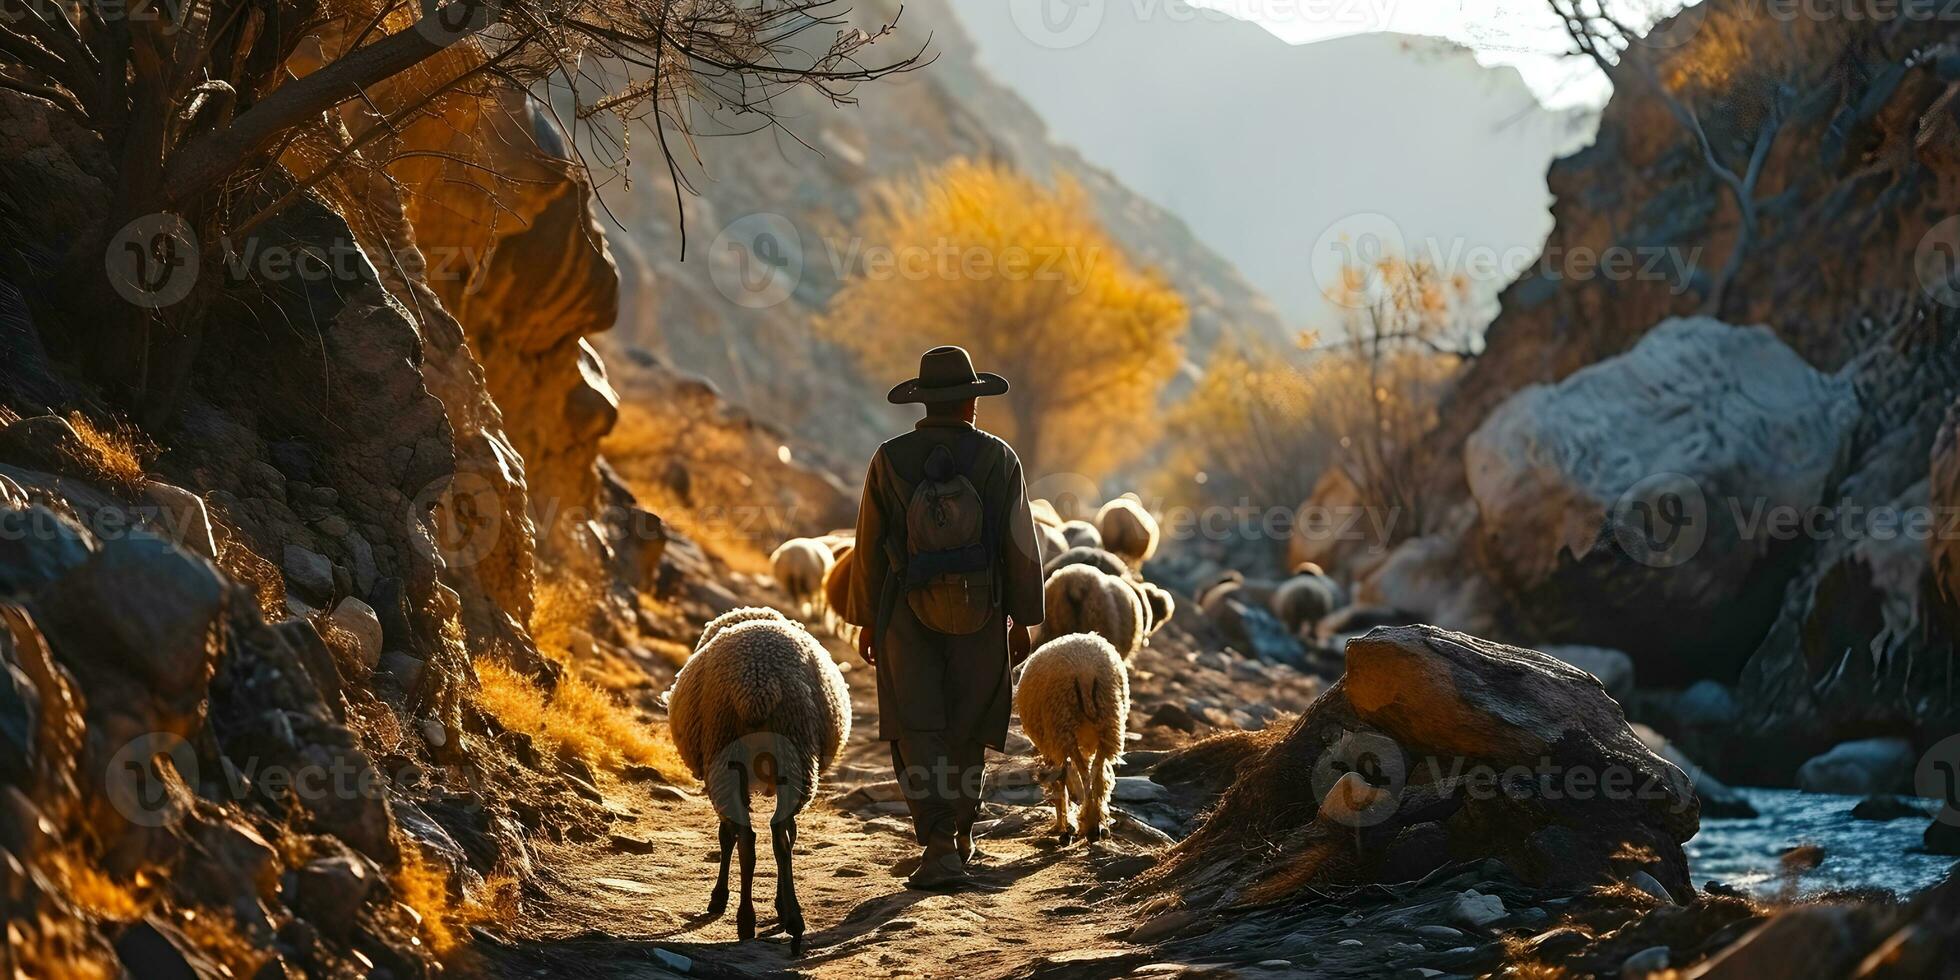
[1465,318,1857,683]
[1795,737,1917,796]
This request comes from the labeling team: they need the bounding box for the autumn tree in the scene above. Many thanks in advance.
[1162,249,1467,548]
[0,0,919,416]
[819,159,1188,477]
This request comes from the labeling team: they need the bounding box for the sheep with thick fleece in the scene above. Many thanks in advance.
[1041,563,1145,660]
[664,609,849,954]
[1270,567,1343,634]
[1095,494,1159,567]
[1043,545,1131,581]
[1015,632,1130,843]
[1036,522,1070,566]
[1137,581,1175,638]
[1030,497,1064,529]
[1060,519,1103,551]
[821,543,860,645]
[769,537,834,619]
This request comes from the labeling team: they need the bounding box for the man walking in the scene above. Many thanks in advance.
[841,346,1045,890]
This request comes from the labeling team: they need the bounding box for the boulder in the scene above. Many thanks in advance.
[1544,645,1635,701]
[1795,737,1917,796]
[1465,318,1857,684]
[283,545,336,600]
[1152,625,1699,903]
[1630,724,1755,819]
[327,597,385,671]
[295,853,373,938]
[1851,795,1931,821]
[141,483,216,560]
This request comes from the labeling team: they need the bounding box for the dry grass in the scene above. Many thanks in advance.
[64,411,152,493]
[49,851,147,923]
[393,848,460,954]
[601,403,778,577]
[474,658,688,780]
[530,575,599,660]
[214,532,287,620]
[174,906,270,978]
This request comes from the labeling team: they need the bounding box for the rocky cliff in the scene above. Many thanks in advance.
[1323,0,1960,782]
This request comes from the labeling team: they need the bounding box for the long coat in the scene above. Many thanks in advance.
[841,417,1045,750]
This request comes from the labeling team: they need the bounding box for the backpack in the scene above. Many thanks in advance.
[896,434,997,634]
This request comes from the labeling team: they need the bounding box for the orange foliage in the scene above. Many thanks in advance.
[819,159,1188,477]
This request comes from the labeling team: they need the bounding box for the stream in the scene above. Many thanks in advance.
[1687,787,1954,898]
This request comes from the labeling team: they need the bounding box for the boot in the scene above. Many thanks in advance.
[905,833,970,890]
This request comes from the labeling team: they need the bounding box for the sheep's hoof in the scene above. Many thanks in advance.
[705,888,728,919]
[1056,830,1075,847]
[1085,825,1105,844]
[737,904,756,941]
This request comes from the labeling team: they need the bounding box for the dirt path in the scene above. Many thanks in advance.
[474,624,1176,980]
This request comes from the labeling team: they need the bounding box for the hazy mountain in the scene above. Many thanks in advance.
[598,0,1292,472]
[950,3,1597,328]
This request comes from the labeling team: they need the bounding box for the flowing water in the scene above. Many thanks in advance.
[1687,788,1955,898]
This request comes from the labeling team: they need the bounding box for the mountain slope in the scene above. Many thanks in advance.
[597,0,1290,474]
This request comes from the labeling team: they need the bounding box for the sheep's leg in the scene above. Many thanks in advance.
[736,824,758,941]
[707,818,737,918]
[1064,755,1090,841]
[772,819,805,956]
[1082,752,1113,844]
[1049,758,1075,844]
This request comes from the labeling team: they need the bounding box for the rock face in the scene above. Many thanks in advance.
[1794,738,1918,797]
[604,0,1291,472]
[1151,625,1698,905]
[1465,317,1856,684]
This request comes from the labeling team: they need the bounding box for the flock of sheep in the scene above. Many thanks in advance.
[661,493,1352,953]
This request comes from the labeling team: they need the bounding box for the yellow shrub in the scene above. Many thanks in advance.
[64,411,151,493]
[393,848,459,954]
[474,659,687,780]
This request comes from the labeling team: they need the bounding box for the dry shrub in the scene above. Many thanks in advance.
[214,531,286,620]
[529,574,599,660]
[473,659,687,780]
[63,411,151,494]
[601,403,777,577]
[48,851,147,923]
[818,158,1188,477]
[174,906,270,978]
[393,848,460,954]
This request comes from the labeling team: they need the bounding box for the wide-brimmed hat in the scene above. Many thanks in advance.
[887,346,1010,404]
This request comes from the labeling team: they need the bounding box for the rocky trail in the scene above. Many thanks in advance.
[466,598,1318,980]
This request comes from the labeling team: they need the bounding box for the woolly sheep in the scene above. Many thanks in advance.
[1036,522,1070,567]
[1060,519,1103,551]
[821,543,859,645]
[1015,632,1130,843]
[769,537,834,619]
[1030,498,1064,529]
[1137,581,1175,638]
[1041,563,1145,660]
[1095,495,1159,568]
[1043,545,1131,581]
[663,610,850,954]
[1270,570,1342,634]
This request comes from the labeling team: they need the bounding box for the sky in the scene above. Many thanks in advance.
[956,1,1600,329]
